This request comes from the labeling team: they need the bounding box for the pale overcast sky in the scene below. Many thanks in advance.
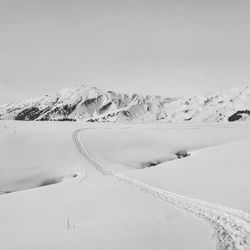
[1,0,250,103]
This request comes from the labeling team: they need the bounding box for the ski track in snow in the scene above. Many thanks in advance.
[72,127,250,250]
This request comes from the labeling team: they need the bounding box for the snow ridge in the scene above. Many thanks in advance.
[73,127,250,250]
[1,84,250,123]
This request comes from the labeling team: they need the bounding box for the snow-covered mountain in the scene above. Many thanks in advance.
[1,84,250,123]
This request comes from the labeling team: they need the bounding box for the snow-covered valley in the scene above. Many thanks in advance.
[2,0,250,248]
[1,120,250,249]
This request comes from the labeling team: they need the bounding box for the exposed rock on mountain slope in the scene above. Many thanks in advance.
[1,85,250,122]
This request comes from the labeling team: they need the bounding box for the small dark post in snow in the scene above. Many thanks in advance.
[67,217,70,229]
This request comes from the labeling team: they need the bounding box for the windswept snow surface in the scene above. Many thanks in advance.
[1,121,250,249]
[77,123,250,250]
[0,121,84,193]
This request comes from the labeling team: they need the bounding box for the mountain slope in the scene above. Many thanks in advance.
[1,85,250,122]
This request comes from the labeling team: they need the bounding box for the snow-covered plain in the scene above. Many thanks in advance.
[0,120,250,249]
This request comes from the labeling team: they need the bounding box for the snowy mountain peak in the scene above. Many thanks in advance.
[1,84,250,123]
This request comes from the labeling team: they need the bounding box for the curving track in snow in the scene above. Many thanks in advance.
[73,127,250,250]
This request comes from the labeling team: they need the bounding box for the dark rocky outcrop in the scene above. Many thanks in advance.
[175,150,190,159]
[228,110,250,122]
[15,107,44,120]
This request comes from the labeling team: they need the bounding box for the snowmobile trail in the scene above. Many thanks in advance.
[72,127,250,250]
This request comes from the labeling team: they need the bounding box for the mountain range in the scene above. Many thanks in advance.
[1,84,250,123]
